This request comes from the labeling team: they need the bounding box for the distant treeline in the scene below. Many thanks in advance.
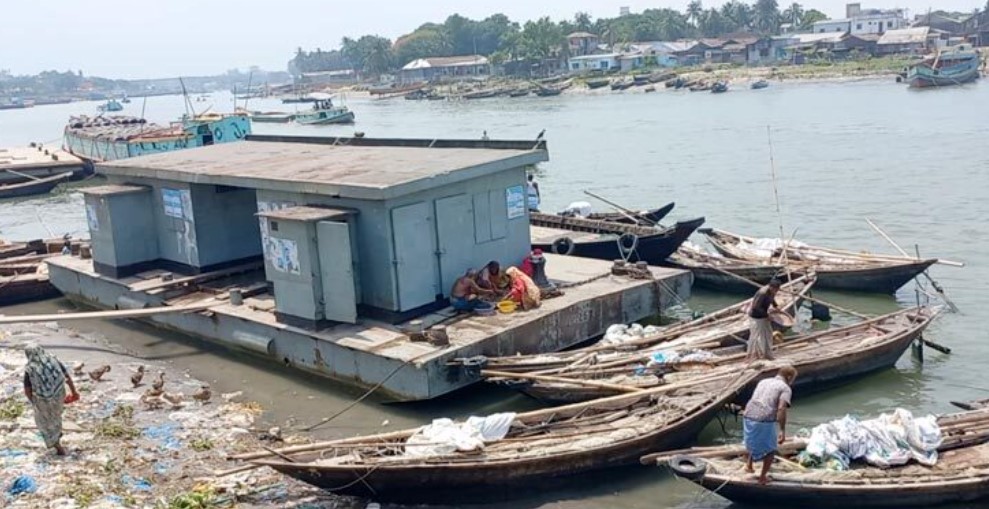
[288,2,983,77]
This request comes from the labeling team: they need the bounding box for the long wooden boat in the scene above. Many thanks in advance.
[0,172,72,199]
[464,276,814,375]
[0,272,59,306]
[650,406,989,508]
[585,201,675,225]
[503,305,934,405]
[240,369,761,502]
[0,238,85,261]
[530,215,705,265]
[586,78,610,89]
[700,228,938,293]
[667,244,784,293]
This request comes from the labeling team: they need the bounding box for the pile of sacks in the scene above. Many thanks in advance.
[797,408,942,471]
[404,412,516,458]
[646,349,717,366]
[602,323,664,347]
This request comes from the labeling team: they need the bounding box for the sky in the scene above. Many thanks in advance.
[3,0,982,79]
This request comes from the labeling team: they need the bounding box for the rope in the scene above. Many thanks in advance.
[299,359,412,433]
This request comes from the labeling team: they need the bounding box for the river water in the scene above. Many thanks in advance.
[1,80,987,508]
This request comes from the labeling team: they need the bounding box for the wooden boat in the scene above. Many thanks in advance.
[504,305,935,405]
[584,202,675,225]
[751,79,770,90]
[711,81,729,93]
[700,228,939,294]
[0,237,84,260]
[294,100,355,125]
[632,74,651,85]
[0,272,59,306]
[651,406,989,508]
[586,78,611,89]
[242,110,295,123]
[239,369,762,502]
[465,276,814,376]
[534,86,563,97]
[611,79,634,91]
[689,82,711,92]
[667,245,784,294]
[530,214,705,265]
[0,172,72,199]
[281,96,319,104]
[644,86,656,93]
[907,45,981,89]
[463,89,501,100]
[97,99,123,112]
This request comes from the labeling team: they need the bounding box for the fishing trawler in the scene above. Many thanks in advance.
[62,112,251,162]
[907,44,982,88]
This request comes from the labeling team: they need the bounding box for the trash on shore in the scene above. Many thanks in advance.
[0,323,358,508]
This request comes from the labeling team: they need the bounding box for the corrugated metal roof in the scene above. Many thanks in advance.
[401,55,488,70]
[98,139,548,200]
[878,27,930,45]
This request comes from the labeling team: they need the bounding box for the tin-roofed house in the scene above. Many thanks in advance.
[398,55,491,83]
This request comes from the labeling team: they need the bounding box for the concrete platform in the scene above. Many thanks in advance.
[0,146,85,184]
[44,254,691,401]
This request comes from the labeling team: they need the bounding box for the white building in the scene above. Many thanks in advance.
[813,3,908,35]
[567,53,621,72]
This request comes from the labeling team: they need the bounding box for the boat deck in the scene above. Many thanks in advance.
[46,254,691,400]
[0,146,85,183]
[531,225,612,244]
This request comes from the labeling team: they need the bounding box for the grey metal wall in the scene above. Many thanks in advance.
[191,186,262,266]
[85,189,158,268]
[260,219,324,321]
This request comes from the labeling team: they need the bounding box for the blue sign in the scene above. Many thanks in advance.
[162,188,184,218]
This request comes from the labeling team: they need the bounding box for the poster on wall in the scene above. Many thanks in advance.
[506,185,525,219]
[257,200,297,244]
[162,188,184,218]
[86,204,100,232]
[268,236,301,275]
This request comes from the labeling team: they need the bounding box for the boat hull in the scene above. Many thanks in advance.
[295,110,355,125]
[255,380,749,502]
[63,115,251,162]
[532,217,706,266]
[0,275,60,306]
[0,172,72,199]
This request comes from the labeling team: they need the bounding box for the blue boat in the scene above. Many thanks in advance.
[907,45,982,88]
[98,99,123,112]
[62,113,251,162]
[294,99,355,125]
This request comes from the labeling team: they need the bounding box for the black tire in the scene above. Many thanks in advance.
[552,237,575,256]
[669,455,706,480]
[618,233,638,254]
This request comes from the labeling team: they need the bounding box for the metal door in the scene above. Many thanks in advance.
[391,202,439,311]
[317,220,357,323]
[435,194,475,296]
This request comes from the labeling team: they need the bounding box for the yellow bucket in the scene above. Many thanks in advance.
[497,300,517,314]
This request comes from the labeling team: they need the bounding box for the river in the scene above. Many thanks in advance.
[1,79,987,508]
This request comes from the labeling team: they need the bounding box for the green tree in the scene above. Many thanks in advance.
[699,8,731,37]
[393,25,452,66]
[782,3,804,28]
[800,9,828,30]
[754,0,781,34]
[722,1,754,30]
[341,35,394,76]
[519,17,564,59]
[687,0,704,27]
[573,12,593,32]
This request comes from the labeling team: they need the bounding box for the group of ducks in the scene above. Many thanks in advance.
[71,362,211,410]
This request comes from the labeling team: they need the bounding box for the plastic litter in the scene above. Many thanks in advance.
[6,475,37,497]
[121,474,153,491]
[405,412,517,458]
[798,408,942,470]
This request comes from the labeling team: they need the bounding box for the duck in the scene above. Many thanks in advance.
[130,366,145,388]
[162,392,184,408]
[71,362,85,377]
[191,385,211,403]
[88,365,111,382]
[151,372,165,392]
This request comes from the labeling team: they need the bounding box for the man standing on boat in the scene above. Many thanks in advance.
[746,279,781,361]
[743,365,797,485]
[526,174,541,212]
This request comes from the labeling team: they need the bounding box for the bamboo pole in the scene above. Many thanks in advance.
[481,369,645,393]
[582,190,657,226]
[865,218,959,312]
[0,302,216,324]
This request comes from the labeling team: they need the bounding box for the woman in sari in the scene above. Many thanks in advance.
[505,266,541,310]
[22,344,78,455]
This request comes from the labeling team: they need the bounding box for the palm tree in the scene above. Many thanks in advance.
[573,12,593,32]
[723,0,754,30]
[782,2,804,28]
[754,0,781,34]
[687,0,704,27]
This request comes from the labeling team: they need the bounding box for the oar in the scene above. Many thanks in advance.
[865,218,959,313]
[582,190,657,226]
[4,169,41,181]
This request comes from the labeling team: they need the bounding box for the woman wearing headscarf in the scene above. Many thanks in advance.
[22,344,78,455]
[505,266,541,310]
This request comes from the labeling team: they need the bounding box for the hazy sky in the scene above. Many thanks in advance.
[4,0,981,78]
